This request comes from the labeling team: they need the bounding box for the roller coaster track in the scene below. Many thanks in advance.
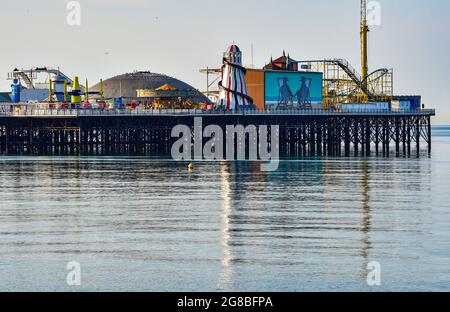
[10,68,74,89]
[328,59,370,96]
[304,59,391,100]
[12,71,34,89]
[346,68,392,99]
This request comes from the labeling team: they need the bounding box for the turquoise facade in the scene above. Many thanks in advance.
[264,71,323,105]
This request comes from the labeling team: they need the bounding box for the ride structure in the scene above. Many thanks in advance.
[7,66,105,108]
[298,0,393,107]
[217,45,254,111]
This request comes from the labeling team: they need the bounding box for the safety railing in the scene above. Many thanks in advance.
[0,108,436,117]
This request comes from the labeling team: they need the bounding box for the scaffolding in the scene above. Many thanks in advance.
[298,59,393,108]
[199,67,221,103]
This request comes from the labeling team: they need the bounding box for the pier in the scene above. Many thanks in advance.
[0,109,435,157]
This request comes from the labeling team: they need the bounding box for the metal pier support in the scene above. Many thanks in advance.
[0,113,434,158]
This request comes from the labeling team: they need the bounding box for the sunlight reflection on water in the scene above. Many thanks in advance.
[0,136,449,291]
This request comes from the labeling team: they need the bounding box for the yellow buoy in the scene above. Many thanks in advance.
[188,163,194,171]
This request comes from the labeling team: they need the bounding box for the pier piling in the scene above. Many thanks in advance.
[0,110,434,158]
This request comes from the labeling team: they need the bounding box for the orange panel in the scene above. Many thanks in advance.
[245,69,265,110]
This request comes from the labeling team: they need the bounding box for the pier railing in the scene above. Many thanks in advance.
[0,108,436,117]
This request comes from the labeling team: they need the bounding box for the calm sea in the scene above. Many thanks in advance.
[0,126,449,292]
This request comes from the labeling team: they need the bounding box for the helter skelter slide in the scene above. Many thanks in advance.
[217,45,254,111]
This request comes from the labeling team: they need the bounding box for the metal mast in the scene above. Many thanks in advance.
[360,0,369,87]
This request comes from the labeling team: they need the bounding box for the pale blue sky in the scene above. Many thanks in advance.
[0,0,449,122]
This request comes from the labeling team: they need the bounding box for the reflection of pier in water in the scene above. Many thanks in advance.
[217,163,234,290]
[216,161,267,289]
[216,161,373,272]
[359,161,372,277]
[214,157,432,288]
